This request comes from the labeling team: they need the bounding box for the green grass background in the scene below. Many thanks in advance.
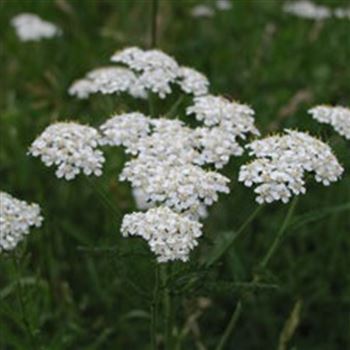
[0,0,349,349]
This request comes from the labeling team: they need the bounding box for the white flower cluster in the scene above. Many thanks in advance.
[309,105,350,140]
[121,161,230,218]
[65,50,259,262]
[283,1,350,20]
[11,13,61,42]
[187,95,260,167]
[70,46,209,100]
[29,122,105,180]
[239,130,344,204]
[69,67,147,100]
[100,112,152,152]
[106,112,237,261]
[0,192,43,252]
[121,207,203,262]
[191,0,232,18]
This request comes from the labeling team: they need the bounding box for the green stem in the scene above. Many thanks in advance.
[215,301,242,350]
[206,205,264,268]
[12,254,38,350]
[148,93,156,118]
[161,264,173,349]
[259,197,298,269]
[215,198,298,350]
[150,0,159,48]
[151,264,160,349]
[166,95,185,118]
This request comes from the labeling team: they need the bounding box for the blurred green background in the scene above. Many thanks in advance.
[0,0,349,349]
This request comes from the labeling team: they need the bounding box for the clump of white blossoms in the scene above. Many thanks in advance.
[120,160,230,218]
[283,1,331,20]
[309,105,350,140]
[69,47,209,100]
[60,47,259,262]
[69,66,147,100]
[0,192,43,252]
[283,1,350,21]
[11,13,61,42]
[239,130,344,204]
[29,122,105,180]
[121,207,203,263]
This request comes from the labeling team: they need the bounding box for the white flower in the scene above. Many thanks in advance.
[69,66,147,99]
[0,192,43,252]
[11,13,61,41]
[121,207,203,262]
[68,79,99,99]
[112,48,179,99]
[216,0,232,11]
[29,122,105,180]
[134,119,201,164]
[100,112,152,153]
[309,105,350,140]
[177,67,209,96]
[132,187,154,210]
[187,95,260,136]
[239,130,344,204]
[283,1,331,20]
[195,126,244,168]
[333,7,350,20]
[112,47,179,72]
[120,159,230,217]
[191,5,215,18]
[71,47,211,100]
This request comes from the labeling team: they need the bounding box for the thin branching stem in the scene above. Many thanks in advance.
[12,254,38,350]
[259,197,298,269]
[151,264,160,349]
[206,205,264,268]
[161,264,173,349]
[215,198,298,350]
[215,300,242,350]
[150,0,159,48]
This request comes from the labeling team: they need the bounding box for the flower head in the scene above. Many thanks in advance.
[68,66,146,99]
[187,95,259,136]
[29,122,105,180]
[191,5,215,18]
[195,126,244,168]
[100,112,152,153]
[121,207,203,262]
[120,159,230,218]
[309,105,350,140]
[178,67,209,96]
[0,192,43,252]
[11,13,61,41]
[239,130,344,203]
[283,1,331,20]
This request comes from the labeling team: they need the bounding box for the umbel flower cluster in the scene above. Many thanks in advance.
[29,122,105,180]
[69,47,209,100]
[0,192,43,252]
[239,130,344,204]
[29,46,261,262]
[309,105,350,140]
[11,13,61,42]
[283,1,350,20]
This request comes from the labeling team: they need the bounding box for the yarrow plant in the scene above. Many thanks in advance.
[11,13,61,42]
[0,191,43,252]
[27,41,345,350]
[29,46,261,262]
[239,130,344,204]
[309,105,350,140]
